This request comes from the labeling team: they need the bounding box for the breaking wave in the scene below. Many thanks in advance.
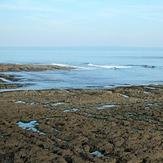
[87,64,132,69]
[52,63,132,70]
[51,63,161,70]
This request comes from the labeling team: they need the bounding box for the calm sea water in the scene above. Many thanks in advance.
[0,47,163,91]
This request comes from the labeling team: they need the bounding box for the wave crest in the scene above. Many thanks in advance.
[87,64,132,69]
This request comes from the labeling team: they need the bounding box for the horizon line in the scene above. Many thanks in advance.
[0,45,163,49]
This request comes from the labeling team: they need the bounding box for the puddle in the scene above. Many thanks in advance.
[63,108,79,112]
[15,100,39,105]
[145,86,162,90]
[0,77,12,83]
[43,118,50,120]
[15,100,66,107]
[63,109,71,113]
[30,102,39,105]
[50,102,65,106]
[123,111,136,115]
[90,151,105,157]
[147,102,158,106]
[72,108,79,111]
[15,100,26,104]
[121,94,129,98]
[16,120,45,135]
[145,87,156,90]
[133,114,146,119]
[97,104,119,110]
[144,91,150,94]
[44,102,66,107]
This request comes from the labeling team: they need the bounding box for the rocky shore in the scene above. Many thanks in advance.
[0,64,75,90]
[0,64,163,162]
[0,64,74,72]
[0,85,163,162]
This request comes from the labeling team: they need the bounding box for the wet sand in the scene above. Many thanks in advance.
[0,85,163,162]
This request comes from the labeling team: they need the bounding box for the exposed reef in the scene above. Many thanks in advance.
[0,63,74,72]
[0,85,163,162]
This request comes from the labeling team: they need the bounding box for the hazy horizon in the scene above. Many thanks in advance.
[1,46,163,49]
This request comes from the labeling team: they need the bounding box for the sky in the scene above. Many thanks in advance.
[0,0,163,47]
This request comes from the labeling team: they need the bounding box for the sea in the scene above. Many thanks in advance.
[0,46,163,91]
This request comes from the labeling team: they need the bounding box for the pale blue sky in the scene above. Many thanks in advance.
[0,0,163,47]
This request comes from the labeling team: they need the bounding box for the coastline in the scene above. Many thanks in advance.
[0,84,163,162]
[0,63,75,90]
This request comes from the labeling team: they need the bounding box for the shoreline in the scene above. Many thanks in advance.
[0,63,163,91]
[0,63,75,90]
[0,63,163,162]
